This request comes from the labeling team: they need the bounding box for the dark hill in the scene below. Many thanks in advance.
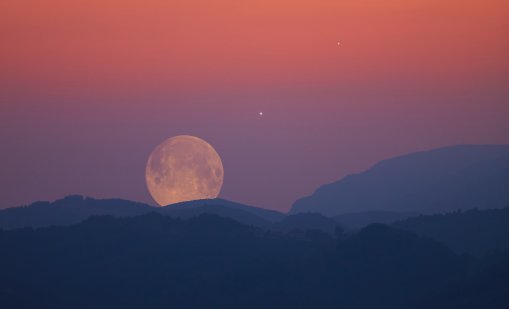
[0,196,284,230]
[291,144,509,216]
[271,213,339,235]
[0,195,152,229]
[421,249,509,309]
[162,198,284,228]
[166,198,284,221]
[0,214,484,309]
[334,210,418,229]
[0,197,339,235]
[393,206,509,257]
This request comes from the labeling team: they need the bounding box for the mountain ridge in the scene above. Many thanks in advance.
[291,144,509,216]
[0,196,284,230]
[0,212,473,309]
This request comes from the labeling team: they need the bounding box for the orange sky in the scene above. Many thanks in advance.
[2,0,508,91]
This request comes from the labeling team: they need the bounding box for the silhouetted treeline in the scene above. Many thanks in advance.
[1,213,507,308]
[394,206,509,257]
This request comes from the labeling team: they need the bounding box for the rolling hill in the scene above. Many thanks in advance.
[0,213,474,309]
[0,196,284,230]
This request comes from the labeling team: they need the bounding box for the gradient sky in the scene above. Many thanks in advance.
[1,0,508,211]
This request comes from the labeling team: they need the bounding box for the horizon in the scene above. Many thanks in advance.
[3,142,509,212]
[1,0,508,212]
[1,1,508,307]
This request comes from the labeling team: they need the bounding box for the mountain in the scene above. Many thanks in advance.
[314,224,467,308]
[291,144,509,216]
[393,206,509,257]
[0,213,483,309]
[0,196,284,230]
[334,210,418,229]
[271,213,339,235]
[421,249,509,309]
[0,214,326,308]
[162,198,284,227]
[0,195,153,229]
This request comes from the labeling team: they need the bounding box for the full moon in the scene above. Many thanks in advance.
[145,135,224,206]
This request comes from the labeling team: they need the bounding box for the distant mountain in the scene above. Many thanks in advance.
[334,210,418,229]
[291,144,509,216]
[0,195,153,229]
[393,206,509,257]
[271,213,339,235]
[0,196,284,230]
[0,213,479,309]
[163,198,285,226]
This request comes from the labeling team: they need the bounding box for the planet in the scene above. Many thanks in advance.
[145,135,224,206]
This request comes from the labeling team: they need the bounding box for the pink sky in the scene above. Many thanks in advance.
[1,0,508,211]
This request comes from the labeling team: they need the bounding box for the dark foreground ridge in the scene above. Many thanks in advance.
[0,212,508,308]
[393,206,509,257]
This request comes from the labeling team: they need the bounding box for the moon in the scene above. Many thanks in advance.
[145,135,224,206]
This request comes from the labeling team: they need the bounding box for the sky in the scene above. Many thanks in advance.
[1,0,508,211]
